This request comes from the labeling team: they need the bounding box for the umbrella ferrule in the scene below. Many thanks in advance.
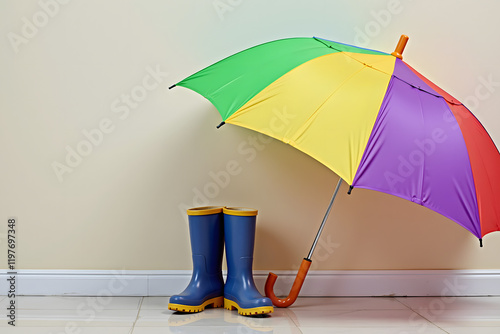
[391,34,409,59]
[216,121,225,129]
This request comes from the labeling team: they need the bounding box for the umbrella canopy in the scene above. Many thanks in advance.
[171,36,500,243]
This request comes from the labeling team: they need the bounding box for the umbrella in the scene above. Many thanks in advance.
[169,35,500,307]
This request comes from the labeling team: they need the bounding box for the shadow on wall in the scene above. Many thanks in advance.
[254,183,472,271]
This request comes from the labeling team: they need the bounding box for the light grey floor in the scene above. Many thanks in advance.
[1,295,500,333]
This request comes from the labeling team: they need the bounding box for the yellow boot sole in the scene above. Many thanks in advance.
[224,298,274,316]
[168,296,224,313]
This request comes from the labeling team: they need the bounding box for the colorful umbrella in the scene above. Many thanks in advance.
[170,35,500,306]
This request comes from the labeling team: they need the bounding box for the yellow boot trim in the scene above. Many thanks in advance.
[187,206,223,216]
[168,296,224,313]
[223,207,258,216]
[224,298,274,316]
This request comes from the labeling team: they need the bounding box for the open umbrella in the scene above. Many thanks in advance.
[169,35,500,307]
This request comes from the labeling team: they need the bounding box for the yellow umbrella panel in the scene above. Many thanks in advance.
[226,52,396,184]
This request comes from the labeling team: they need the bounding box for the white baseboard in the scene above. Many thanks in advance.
[1,269,499,296]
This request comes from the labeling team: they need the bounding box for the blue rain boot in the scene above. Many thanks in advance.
[223,207,274,316]
[168,206,225,313]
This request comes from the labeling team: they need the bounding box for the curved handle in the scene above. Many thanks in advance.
[264,258,312,307]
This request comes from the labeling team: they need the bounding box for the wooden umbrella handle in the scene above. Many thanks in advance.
[264,258,312,307]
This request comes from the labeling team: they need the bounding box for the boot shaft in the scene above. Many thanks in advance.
[223,207,257,278]
[187,206,224,276]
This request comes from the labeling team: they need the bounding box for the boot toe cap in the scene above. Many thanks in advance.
[169,290,223,307]
[225,293,273,309]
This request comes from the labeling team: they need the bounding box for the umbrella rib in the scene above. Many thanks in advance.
[315,37,465,107]
[313,37,387,57]
[415,89,426,204]
[289,61,391,183]
[341,55,463,108]
[290,65,368,143]
[392,75,463,106]
[314,36,394,76]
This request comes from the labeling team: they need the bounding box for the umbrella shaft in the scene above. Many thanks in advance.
[307,178,343,260]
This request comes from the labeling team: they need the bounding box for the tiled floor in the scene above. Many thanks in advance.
[0,295,499,333]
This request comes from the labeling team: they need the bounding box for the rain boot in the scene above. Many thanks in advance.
[223,207,274,316]
[168,206,225,313]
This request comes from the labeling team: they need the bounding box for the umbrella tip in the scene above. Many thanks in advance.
[391,35,409,60]
[168,84,176,90]
[216,121,225,129]
[479,238,483,247]
[347,185,354,195]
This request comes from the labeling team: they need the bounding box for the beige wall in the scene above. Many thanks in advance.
[1,0,499,271]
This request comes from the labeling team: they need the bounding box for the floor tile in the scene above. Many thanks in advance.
[136,308,295,328]
[223,308,296,328]
[0,296,10,308]
[0,295,498,332]
[429,309,500,327]
[289,297,408,311]
[299,327,447,334]
[140,296,169,310]
[0,327,133,334]
[0,309,139,327]
[5,296,142,310]
[287,309,433,328]
[396,297,500,327]
[396,296,500,311]
[132,326,301,334]
[135,308,209,327]
[444,327,500,334]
